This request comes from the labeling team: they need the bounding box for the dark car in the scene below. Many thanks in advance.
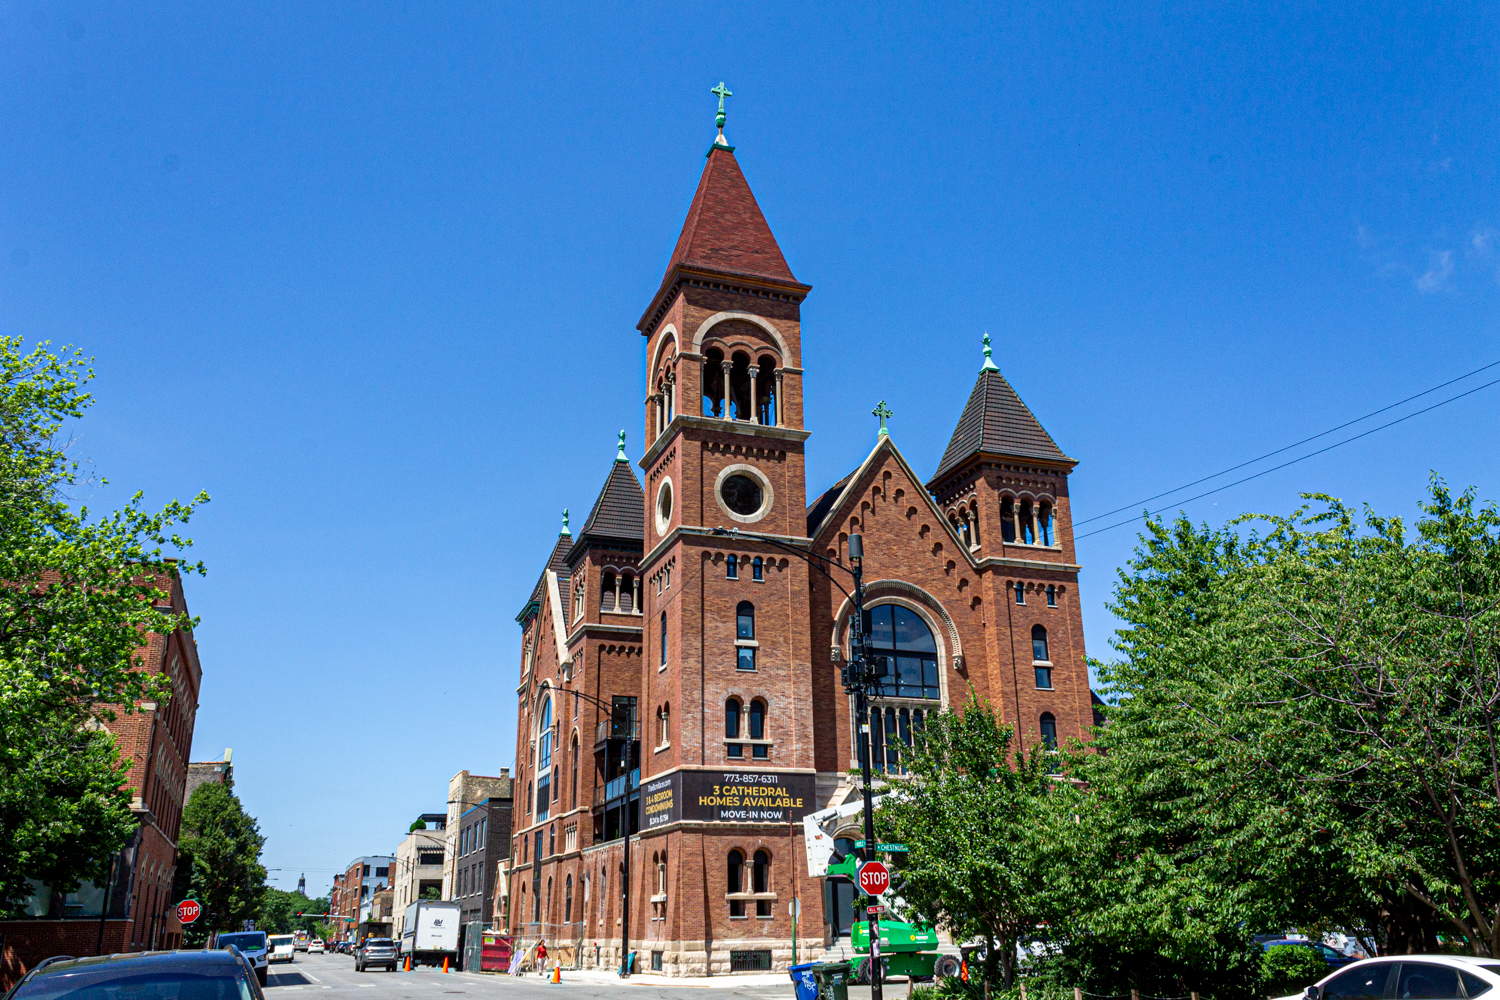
[3,949,263,1000]
[356,939,399,973]
[1262,939,1357,971]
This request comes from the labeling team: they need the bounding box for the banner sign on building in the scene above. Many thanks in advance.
[642,769,816,827]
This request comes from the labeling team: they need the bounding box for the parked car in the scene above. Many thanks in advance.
[1262,939,1357,971]
[1275,954,1500,1000]
[357,938,400,973]
[268,935,297,964]
[309,939,325,954]
[7,949,265,1000]
[216,930,271,985]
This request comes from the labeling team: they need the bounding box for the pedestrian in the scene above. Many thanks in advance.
[535,940,547,977]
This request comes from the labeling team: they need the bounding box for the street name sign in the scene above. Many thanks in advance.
[858,860,891,896]
[176,899,201,924]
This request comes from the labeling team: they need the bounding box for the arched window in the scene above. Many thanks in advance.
[726,698,742,758]
[549,824,555,856]
[703,347,726,417]
[753,850,771,917]
[538,696,554,769]
[526,781,533,816]
[1039,503,1054,545]
[969,506,981,546]
[601,571,617,612]
[1046,584,1057,607]
[749,699,767,759]
[728,850,746,917]
[571,734,579,807]
[660,611,668,667]
[1020,500,1036,544]
[659,703,671,747]
[861,605,941,774]
[757,355,778,426]
[736,601,757,672]
[1032,625,1052,689]
[545,876,552,922]
[1001,497,1017,543]
[1014,581,1026,604]
[1032,625,1049,662]
[1040,713,1058,751]
[752,556,764,581]
[727,554,738,579]
[565,875,573,924]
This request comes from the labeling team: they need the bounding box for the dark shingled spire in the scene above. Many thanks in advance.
[575,458,645,547]
[930,368,1073,485]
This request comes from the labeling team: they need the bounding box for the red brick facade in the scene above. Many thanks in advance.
[506,138,1093,976]
[1,575,202,989]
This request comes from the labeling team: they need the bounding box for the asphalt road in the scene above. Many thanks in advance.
[262,952,849,1000]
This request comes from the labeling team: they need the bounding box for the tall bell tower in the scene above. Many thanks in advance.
[631,86,822,974]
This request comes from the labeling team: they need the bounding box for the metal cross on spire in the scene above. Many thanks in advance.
[980,331,1000,372]
[711,82,732,147]
[872,400,893,438]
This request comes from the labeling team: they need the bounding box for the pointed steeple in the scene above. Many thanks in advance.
[929,339,1073,486]
[576,446,645,545]
[662,146,798,286]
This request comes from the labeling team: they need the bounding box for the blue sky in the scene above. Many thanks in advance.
[2,3,1497,894]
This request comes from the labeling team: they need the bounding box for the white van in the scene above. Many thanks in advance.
[268,935,297,964]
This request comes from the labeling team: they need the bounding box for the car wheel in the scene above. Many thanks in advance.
[256,970,267,987]
[933,956,961,980]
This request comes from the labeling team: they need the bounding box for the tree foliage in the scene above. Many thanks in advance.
[879,696,1067,991]
[178,783,266,940]
[0,337,208,908]
[260,889,332,935]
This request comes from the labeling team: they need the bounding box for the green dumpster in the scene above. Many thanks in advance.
[811,962,851,1000]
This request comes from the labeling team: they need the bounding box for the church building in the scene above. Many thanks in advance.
[504,99,1094,976]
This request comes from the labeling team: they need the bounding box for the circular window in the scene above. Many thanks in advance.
[720,475,762,516]
[655,479,674,536]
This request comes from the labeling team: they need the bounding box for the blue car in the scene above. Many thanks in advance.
[1262,938,1358,971]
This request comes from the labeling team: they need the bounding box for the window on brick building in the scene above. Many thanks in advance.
[1032,625,1049,662]
[1040,503,1055,545]
[1001,497,1017,542]
[1014,582,1025,604]
[1040,713,1058,750]
[571,735,580,807]
[736,602,757,671]
[660,612,668,667]
[753,850,771,917]
[861,604,940,775]
[752,556,763,581]
[565,875,573,923]
[727,850,745,917]
[727,554,738,579]
[1046,584,1057,607]
[749,699,768,759]
[726,698,742,758]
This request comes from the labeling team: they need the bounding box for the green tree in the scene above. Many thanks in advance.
[178,783,267,941]
[1080,481,1500,971]
[879,696,1068,995]
[0,337,207,909]
[408,819,426,833]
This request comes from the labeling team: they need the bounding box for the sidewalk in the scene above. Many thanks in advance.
[502,968,795,989]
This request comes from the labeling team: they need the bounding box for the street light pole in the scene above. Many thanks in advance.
[713,527,883,1000]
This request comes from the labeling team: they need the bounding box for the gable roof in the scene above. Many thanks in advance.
[664,147,797,286]
[929,368,1073,485]
[806,469,857,537]
[517,532,574,624]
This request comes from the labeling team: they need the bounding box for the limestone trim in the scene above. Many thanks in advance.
[565,622,645,645]
[691,310,791,361]
[640,525,814,574]
[831,581,963,675]
[654,478,674,538]
[544,570,571,669]
[639,415,810,470]
[713,463,775,525]
[646,324,679,396]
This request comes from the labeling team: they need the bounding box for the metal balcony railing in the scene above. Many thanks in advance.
[594,718,638,747]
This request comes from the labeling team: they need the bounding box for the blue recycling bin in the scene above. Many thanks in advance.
[789,962,818,1000]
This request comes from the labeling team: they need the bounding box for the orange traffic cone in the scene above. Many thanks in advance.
[442,957,449,974]
[404,957,411,972]
[551,963,561,985]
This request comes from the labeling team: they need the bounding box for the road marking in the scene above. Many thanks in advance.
[302,973,323,984]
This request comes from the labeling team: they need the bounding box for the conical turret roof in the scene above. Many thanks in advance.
[930,368,1073,485]
[663,146,798,285]
[576,457,645,544]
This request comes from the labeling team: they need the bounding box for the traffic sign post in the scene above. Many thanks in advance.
[176,899,202,925]
[858,860,891,897]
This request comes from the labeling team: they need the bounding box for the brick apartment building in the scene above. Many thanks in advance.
[336,857,394,932]
[442,771,511,903]
[505,110,1096,976]
[452,796,512,928]
[0,575,204,987]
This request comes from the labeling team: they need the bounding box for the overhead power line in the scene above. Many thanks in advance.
[1075,358,1500,528]
[1076,371,1500,541]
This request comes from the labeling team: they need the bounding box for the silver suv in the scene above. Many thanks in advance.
[356,938,399,973]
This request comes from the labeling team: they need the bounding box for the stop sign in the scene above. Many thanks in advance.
[176,899,202,924]
[857,861,891,896]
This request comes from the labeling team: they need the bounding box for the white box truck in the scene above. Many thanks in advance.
[400,900,461,968]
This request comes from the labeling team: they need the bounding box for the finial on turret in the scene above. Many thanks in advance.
[615,429,628,462]
[561,508,571,536]
[710,82,733,150]
[872,400,893,439]
[980,331,1000,372]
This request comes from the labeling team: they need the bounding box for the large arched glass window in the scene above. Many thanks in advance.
[538,696,554,769]
[1039,713,1058,750]
[860,605,939,774]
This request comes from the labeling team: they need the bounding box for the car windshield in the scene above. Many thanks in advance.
[13,968,255,1000]
[215,934,266,952]
[268,938,293,947]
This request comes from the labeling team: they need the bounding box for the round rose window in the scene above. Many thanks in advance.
[720,474,763,516]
